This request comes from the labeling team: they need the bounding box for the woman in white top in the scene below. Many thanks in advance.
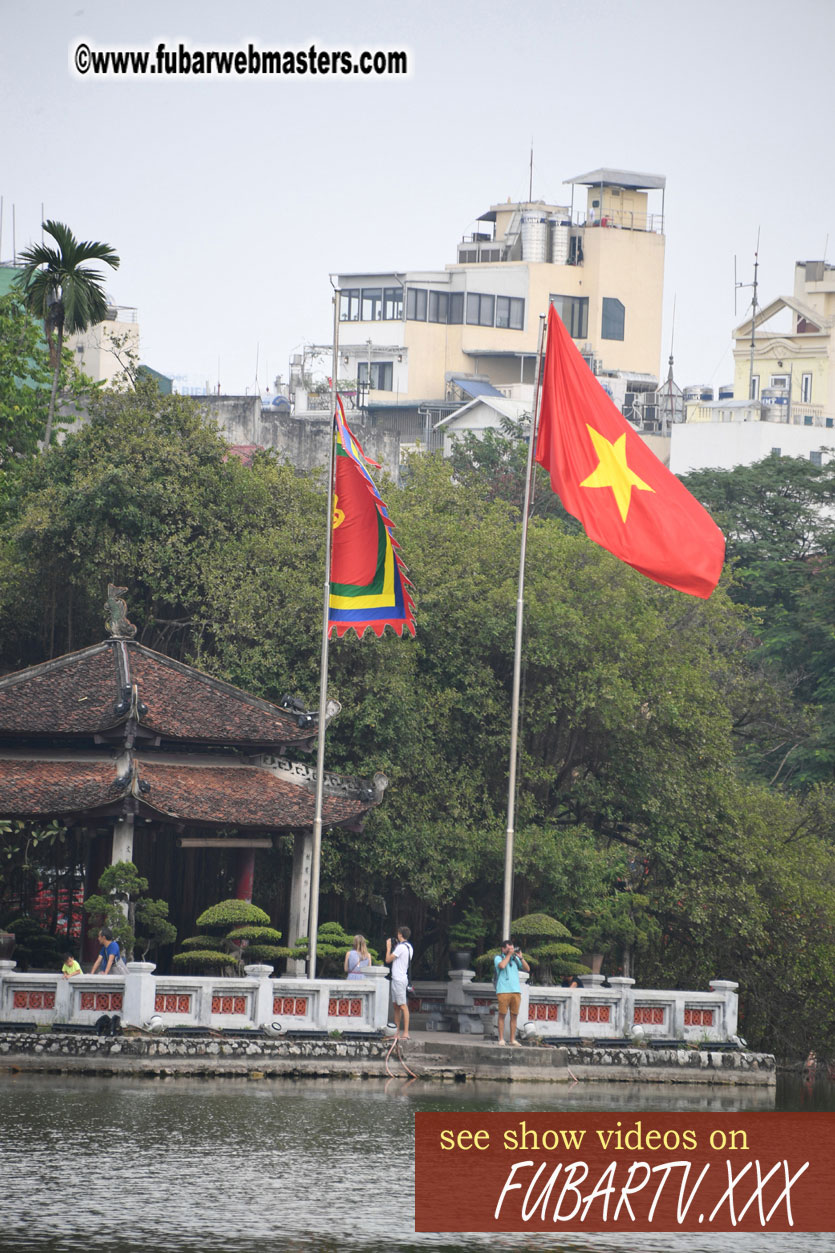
[344,934,371,979]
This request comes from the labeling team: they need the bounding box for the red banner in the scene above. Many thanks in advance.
[415,1112,835,1233]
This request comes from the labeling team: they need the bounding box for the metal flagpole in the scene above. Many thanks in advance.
[501,312,548,940]
[307,287,341,979]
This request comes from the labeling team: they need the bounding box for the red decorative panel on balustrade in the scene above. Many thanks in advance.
[154,993,192,1014]
[529,1002,560,1022]
[472,998,494,1008]
[211,994,247,1015]
[327,998,363,1017]
[684,1007,715,1027]
[273,996,308,1016]
[80,991,122,1012]
[634,1006,665,1026]
[13,989,56,1011]
[579,1004,611,1023]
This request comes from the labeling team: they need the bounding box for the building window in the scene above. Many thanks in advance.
[383,287,403,320]
[804,415,814,426]
[496,296,525,330]
[750,375,759,400]
[601,297,625,341]
[357,361,393,391]
[770,447,781,457]
[801,372,813,403]
[428,291,448,323]
[406,288,427,321]
[361,288,382,321]
[340,289,360,322]
[448,292,464,324]
[549,293,588,339]
[466,292,495,327]
[769,374,789,389]
[810,450,823,466]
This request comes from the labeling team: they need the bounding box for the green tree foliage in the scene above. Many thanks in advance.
[83,862,175,961]
[0,294,54,471]
[683,455,835,781]
[1,400,835,1055]
[14,221,119,445]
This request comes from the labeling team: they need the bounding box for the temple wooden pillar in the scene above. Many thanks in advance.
[286,830,313,974]
[234,846,256,903]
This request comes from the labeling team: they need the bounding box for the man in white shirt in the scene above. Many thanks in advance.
[385,926,413,1040]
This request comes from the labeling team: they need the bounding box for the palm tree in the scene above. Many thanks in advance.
[14,220,120,446]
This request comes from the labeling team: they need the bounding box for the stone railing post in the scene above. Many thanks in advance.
[518,969,530,1024]
[54,974,73,1022]
[445,968,476,1008]
[709,979,739,1040]
[244,964,275,1028]
[607,976,635,1036]
[0,960,16,1014]
[357,966,390,1030]
[122,962,157,1028]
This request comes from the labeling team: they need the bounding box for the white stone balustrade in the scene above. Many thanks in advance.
[0,960,392,1034]
[410,971,740,1042]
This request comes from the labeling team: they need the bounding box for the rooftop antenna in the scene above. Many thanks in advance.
[734,228,760,402]
[663,295,677,436]
[0,196,3,261]
[529,142,533,202]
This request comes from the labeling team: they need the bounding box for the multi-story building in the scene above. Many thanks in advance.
[670,260,835,476]
[333,168,667,439]
[732,260,835,418]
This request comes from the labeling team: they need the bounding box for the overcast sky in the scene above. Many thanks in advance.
[2,0,833,396]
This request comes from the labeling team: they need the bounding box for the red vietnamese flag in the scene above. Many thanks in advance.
[535,306,725,598]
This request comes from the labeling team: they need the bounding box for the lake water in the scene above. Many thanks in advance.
[0,1072,832,1253]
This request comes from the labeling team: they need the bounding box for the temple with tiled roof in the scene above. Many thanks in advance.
[0,591,386,960]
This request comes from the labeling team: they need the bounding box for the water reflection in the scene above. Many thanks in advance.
[0,1073,830,1253]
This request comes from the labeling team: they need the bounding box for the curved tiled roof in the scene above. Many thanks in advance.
[138,763,370,828]
[0,759,125,816]
[0,756,377,830]
[0,640,317,749]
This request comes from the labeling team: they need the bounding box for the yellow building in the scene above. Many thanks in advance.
[334,168,666,422]
[732,260,835,422]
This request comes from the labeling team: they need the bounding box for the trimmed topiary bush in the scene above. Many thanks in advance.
[195,900,270,932]
[171,950,237,973]
[176,899,283,975]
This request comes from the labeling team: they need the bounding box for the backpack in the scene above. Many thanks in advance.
[404,943,415,995]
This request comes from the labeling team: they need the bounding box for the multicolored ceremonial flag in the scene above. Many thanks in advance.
[328,398,416,638]
[535,306,725,598]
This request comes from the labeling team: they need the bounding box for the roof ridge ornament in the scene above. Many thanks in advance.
[105,584,137,639]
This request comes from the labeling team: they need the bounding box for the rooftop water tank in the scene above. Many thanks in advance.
[549,217,571,265]
[520,212,548,263]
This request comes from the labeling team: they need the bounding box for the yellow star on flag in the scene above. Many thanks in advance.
[579,425,654,523]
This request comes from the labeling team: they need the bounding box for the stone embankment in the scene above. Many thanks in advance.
[0,1029,776,1085]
